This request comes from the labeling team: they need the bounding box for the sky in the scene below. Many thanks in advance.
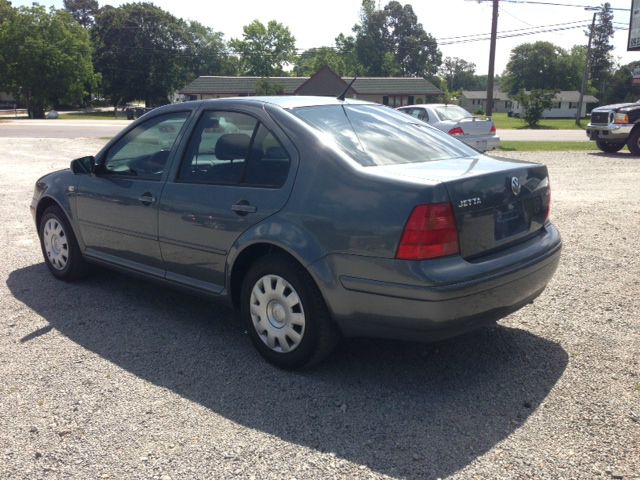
[11,0,639,76]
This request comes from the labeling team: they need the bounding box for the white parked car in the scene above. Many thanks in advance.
[397,104,500,152]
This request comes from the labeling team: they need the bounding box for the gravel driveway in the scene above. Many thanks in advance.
[0,138,638,479]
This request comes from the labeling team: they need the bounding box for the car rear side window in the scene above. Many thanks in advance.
[294,105,476,166]
[178,111,290,187]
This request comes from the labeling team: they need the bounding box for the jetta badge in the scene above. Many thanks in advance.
[511,176,521,196]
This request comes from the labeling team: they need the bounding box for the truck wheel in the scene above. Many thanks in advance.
[596,140,624,153]
[626,128,640,156]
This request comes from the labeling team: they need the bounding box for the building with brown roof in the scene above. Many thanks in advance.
[179,66,442,107]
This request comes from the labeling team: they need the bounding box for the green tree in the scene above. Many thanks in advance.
[350,0,441,77]
[63,0,99,29]
[514,89,556,127]
[502,41,578,94]
[604,61,640,104]
[184,20,233,78]
[586,3,615,98]
[229,20,296,76]
[440,57,476,91]
[383,1,440,78]
[0,4,96,117]
[93,3,192,107]
[334,33,362,76]
[293,47,346,76]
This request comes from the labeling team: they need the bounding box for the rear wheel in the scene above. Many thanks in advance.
[38,205,89,280]
[626,128,640,156]
[240,254,339,369]
[596,140,624,153]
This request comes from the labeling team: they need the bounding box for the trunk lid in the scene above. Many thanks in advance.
[455,117,494,136]
[375,155,551,259]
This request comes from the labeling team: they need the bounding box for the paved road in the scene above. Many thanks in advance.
[1,119,590,142]
[0,119,130,138]
[498,128,588,142]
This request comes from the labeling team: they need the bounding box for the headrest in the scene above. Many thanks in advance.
[214,133,251,160]
[202,117,220,130]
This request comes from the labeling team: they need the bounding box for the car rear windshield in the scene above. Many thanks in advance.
[434,105,473,121]
[292,104,477,166]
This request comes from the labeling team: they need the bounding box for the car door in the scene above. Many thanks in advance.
[158,108,297,293]
[75,111,191,275]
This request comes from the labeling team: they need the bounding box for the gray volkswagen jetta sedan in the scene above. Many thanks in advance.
[31,96,561,368]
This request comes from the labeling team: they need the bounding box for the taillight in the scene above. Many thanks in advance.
[396,203,460,260]
[490,123,496,135]
[448,127,464,136]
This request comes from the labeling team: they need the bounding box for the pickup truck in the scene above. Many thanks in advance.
[586,102,640,154]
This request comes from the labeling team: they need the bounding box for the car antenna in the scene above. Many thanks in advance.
[337,76,358,101]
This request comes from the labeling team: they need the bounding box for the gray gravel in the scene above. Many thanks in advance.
[0,138,638,479]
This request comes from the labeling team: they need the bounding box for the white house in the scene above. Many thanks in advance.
[510,91,598,118]
[459,90,513,113]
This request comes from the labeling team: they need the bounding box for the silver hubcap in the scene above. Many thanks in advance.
[43,218,69,270]
[250,274,305,353]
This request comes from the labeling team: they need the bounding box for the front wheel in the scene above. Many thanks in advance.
[38,205,89,280]
[596,140,625,153]
[626,128,640,156]
[240,255,339,369]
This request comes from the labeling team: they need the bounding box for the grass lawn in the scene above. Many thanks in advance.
[58,111,128,120]
[498,141,599,151]
[492,112,587,130]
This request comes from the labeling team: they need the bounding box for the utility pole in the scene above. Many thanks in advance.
[486,0,499,117]
[576,9,598,126]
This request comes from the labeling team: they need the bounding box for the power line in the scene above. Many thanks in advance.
[477,0,630,11]
[438,23,599,45]
[437,20,591,41]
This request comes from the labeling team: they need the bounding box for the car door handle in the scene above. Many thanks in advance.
[138,193,156,206]
[231,202,257,216]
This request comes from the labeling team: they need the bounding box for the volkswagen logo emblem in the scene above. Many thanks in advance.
[511,176,521,196]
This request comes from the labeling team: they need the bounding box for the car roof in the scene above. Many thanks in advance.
[158,96,375,114]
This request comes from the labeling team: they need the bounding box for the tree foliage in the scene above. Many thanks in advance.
[502,41,582,94]
[229,20,296,76]
[184,20,232,79]
[604,61,640,104]
[349,0,441,78]
[293,47,347,77]
[93,3,229,107]
[63,0,98,29]
[586,3,614,97]
[514,89,556,127]
[440,57,476,91]
[0,3,96,117]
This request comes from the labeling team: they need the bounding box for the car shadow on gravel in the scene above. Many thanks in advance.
[588,151,638,159]
[7,264,568,480]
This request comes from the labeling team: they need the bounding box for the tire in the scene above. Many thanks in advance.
[240,254,339,369]
[596,140,625,153]
[38,205,89,281]
[626,128,640,156]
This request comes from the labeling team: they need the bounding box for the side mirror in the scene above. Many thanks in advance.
[70,156,94,174]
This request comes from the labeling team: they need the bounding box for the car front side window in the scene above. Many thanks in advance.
[104,111,190,180]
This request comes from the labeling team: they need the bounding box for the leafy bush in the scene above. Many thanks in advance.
[513,89,556,127]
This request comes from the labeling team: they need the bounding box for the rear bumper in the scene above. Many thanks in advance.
[309,223,561,342]
[461,135,501,151]
[586,123,633,142]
